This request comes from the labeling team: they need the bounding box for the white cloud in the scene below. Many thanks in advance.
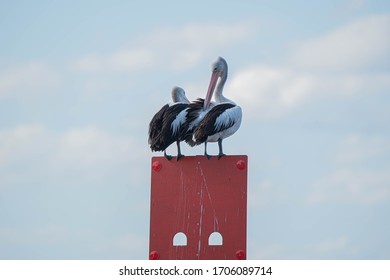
[248,177,290,210]
[0,124,53,167]
[333,134,390,165]
[221,14,390,121]
[142,21,253,69]
[0,124,145,188]
[291,14,390,71]
[0,224,148,259]
[54,126,133,166]
[224,65,316,120]
[234,14,390,121]
[0,62,60,100]
[307,134,390,205]
[70,49,154,73]
[0,124,149,259]
[308,168,390,205]
[70,21,255,73]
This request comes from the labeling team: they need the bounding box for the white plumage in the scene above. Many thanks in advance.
[191,57,242,159]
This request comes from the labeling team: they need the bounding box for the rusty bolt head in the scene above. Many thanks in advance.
[149,250,159,260]
[236,160,246,170]
[236,250,246,260]
[152,161,162,172]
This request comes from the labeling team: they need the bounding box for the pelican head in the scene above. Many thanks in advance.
[204,57,228,110]
[171,86,189,103]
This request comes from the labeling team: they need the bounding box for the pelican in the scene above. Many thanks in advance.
[148,86,190,160]
[181,97,212,147]
[192,57,242,159]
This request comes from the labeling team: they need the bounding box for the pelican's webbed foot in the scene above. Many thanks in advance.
[217,153,226,160]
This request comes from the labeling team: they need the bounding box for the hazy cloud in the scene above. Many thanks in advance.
[0,124,145,188]
[225,66,316,120]
[291,14,390,71]
[315,236,349,254]
[70,49,154,73]
[2,3,390,260]
[333,134,390,165]
[308,134,390,205]
[70,21,255,73]
[141,21,254,69]
[223,14,390,121]
[308,168,390,205]
[0,62,60,100]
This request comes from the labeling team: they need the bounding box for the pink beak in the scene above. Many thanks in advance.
[204,71,218,110]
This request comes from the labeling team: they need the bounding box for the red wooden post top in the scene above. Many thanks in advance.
[149,155,248,260]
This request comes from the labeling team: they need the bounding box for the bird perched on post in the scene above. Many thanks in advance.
[148,86,190,160]
[191,57,242,159]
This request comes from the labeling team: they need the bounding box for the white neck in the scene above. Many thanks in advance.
[175,94,190,103]
[214,70,234,104]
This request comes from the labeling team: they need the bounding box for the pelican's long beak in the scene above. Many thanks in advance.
[204,71,218,110]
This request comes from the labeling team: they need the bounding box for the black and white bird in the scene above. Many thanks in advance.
[148,86,190,160]
[192,57,242,159]
[181,97,212,147]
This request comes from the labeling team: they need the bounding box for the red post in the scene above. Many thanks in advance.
[149,155,248,260]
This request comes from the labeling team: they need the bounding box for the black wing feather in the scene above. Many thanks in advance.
[181,98,205,146]
[148,103,188,151]
[148,104,169,149]
[193,103,236,144]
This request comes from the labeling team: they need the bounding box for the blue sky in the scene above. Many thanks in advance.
[1,0,389,259]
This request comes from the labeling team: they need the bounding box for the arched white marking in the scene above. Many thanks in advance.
[173,232,187,246]
[208,232,223,246]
